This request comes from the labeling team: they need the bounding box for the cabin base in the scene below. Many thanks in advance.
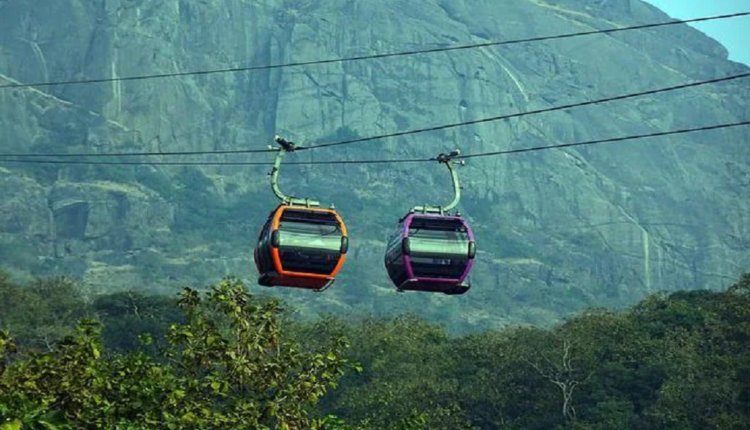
[396,279,470,295]
[258,273,334,292]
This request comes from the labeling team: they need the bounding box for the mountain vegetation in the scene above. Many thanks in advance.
[2,271,749,429]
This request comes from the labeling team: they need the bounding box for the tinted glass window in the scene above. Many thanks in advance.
[385,229,404,262]
[255,218,275,274]
[408,218,470,258]
[281,209,339,225]
[278,220,342,252]
[386,254,408,286]
[277,210,343,275]
[279,249,339,275]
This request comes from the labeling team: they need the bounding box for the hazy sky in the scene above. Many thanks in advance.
[645,0,750,65]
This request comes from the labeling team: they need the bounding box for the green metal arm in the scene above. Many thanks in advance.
[414,150,463,214]
[271,136,320,207]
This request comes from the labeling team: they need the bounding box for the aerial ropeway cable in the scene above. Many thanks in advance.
[0,120,747,166]
[298,74,750,151]
[1,73,748,160]
[0,11,747,90]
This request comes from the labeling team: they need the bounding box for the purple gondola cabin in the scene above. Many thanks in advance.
[384,212,476,295]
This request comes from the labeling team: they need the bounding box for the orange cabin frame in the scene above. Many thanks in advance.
[256,205,348,290]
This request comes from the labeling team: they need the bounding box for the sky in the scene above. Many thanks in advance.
[645,0,750,65]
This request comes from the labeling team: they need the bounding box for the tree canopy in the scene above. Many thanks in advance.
[1,278,352,430]
[2,272,749,429]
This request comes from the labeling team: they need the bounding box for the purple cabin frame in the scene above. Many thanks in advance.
[397,212,476,288]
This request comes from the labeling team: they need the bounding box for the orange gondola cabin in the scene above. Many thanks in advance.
[254,135,349,292]
[255,205,348,291]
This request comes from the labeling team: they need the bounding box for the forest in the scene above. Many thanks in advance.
[1,271,749,429]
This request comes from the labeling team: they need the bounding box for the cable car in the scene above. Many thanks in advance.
[384,150,476,295]
[385,213,475,294]
[254,136,349,291]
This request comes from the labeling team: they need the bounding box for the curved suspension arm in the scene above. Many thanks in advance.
[270,147,290,203]
[441,156,462,213]
[270,136,320,207]
[414,150,463,214]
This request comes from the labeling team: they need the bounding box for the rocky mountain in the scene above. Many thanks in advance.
[1,0,748,330]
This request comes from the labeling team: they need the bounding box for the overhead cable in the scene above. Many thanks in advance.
[1,12,748,90]
[0,146,277,158]
[1,121,746,166]
[2,73,748,159]
[300,74,750,150]
[0,157,427,166]
[456,120,750,158]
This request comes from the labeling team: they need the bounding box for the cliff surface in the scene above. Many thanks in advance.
[1,0,748,329]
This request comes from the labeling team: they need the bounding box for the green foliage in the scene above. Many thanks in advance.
[0,240,45,276]
[0,275,89,350]
[315,273,750,430]
[314,315,477,430]
[93,291,182,353]
[2,272,749,429]
[728,272,750,294]
[0,278,353,429]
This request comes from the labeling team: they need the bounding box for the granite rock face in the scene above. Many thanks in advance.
[1,0,748,329]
